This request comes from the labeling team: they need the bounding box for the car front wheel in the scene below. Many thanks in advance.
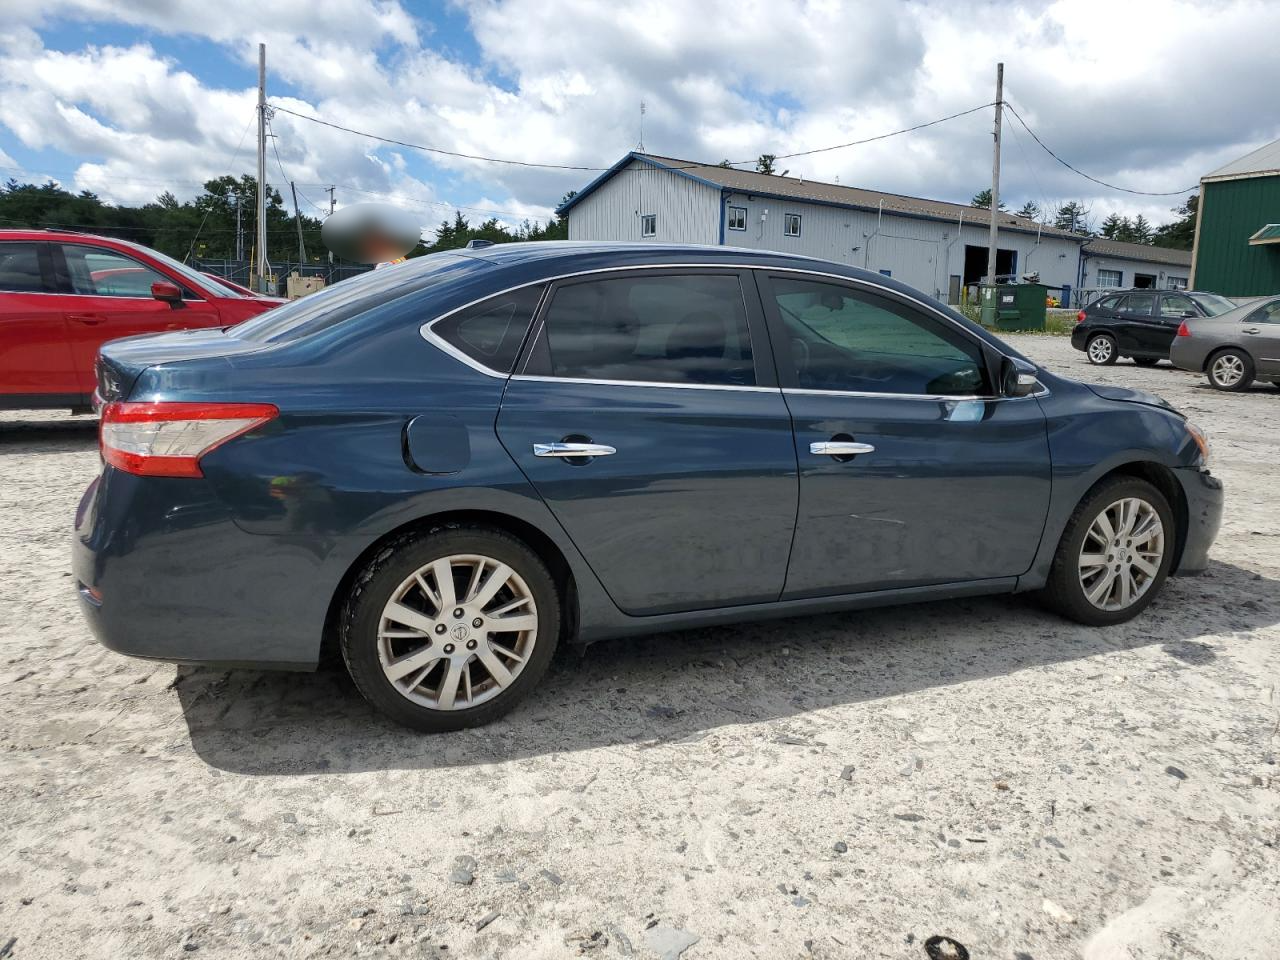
[1038,476,1174,626]
[341,525,560,732]
[1086,334,1118,365]
[1205,348,1254,391]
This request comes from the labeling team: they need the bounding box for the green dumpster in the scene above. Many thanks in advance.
[980,283,1047,331]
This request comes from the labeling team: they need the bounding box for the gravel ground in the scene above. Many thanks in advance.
[1,335,1277,960]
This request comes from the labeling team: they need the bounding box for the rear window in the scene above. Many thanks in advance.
[432,284,544,373]
[0,242,48,293]
[232,254,478,343]
[1189,293,1235,316]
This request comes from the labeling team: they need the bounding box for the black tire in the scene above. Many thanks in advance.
[1086,333,1118,365]
[1037,476,1175,626]
[340,525,561,732]
[1133,357,1160,367]
[1205,348,1254,391]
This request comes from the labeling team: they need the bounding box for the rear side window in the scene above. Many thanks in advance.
[1247,299,1280,324]
[0,242,50,293]
[1092,295,1120,311]
[432,284,544,373]
[1121,293,1156,316]
[533,273,755,386]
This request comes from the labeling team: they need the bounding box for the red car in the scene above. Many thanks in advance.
[0,229,286,412]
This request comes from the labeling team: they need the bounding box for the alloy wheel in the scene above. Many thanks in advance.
[376,554,538,710]
[1210,353,1245,388]
[1087,336,1114,364]
[1077,497,1165,611]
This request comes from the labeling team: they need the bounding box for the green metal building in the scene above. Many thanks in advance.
[1191,138,1280,295]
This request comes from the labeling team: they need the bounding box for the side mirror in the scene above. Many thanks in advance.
[1001,356,1040,398]
[151,281,183,304]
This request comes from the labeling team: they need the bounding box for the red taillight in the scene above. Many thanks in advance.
[1076,310,1086,323]
[100,401,278,477]
[1176,321,1191,337]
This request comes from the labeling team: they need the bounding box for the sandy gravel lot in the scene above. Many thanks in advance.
[2,335,1277,960]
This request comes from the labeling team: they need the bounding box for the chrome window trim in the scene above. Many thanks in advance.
[511,373,778,393]
[419,261,1037,385]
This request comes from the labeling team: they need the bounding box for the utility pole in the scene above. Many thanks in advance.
[255,43,269,294]
[985,62,1004,286]
[234,193,243,263]
[289,181,307,266]
[326,185,335,265]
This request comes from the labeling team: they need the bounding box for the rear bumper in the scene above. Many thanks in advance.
[1168,338,1209,373]
[73,471,328,670]
[1171,466,1223,576]
[1070,325,1088,351]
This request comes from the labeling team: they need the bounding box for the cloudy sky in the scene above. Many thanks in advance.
[1,0,1278,233]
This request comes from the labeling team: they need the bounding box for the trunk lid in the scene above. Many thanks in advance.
[95,327,267,402]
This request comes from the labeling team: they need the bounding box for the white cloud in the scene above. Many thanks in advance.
[0,0,1277,232]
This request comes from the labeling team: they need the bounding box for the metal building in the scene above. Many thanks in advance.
[1191,138,1280,296]
[1078,238,1192,299]
[560,153,1086,303]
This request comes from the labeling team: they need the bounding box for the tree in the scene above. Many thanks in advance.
[1128,214,1153,244]
[1053,200,1092,234]
[755,154,788,177]
[970,188,1007,211]
[1015,200,1041,220]
[1099,212,1126,239]
[1153,195,1197,251]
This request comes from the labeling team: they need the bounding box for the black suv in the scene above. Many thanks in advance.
[1071,289,1236,365]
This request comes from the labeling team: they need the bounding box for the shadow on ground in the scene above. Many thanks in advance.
[0,416,97,446]
[178,558,1278,776]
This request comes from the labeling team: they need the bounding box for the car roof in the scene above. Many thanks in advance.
[430,240,936,304]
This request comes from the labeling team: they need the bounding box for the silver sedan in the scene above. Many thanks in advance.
[1169,296,1280,391]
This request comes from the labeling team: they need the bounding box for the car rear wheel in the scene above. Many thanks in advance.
[1205,348,1254,391]
[1133,357,1159,367]
[340,525,560,732]
[1037,476,1174,626]
[1086,334,1118,365]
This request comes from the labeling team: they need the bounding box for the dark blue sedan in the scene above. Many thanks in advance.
[75,243,1223,731]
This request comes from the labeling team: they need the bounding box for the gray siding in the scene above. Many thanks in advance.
[565,166,1082,300]
[1081,255,1191,291]
[721,192,1081,299]
[567,160,720,245]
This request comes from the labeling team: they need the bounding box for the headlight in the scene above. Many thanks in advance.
[1185,421,1211,466]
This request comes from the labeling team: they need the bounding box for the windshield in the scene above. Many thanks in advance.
[1189,293,1235,316]
[116,239,244,299]
[231,254,478,343]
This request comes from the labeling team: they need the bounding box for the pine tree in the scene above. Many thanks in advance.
[1053,201,1091,234]
[1152,195,1197,251]
[1015,200,1040,220]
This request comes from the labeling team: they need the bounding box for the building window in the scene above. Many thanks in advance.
[1096,268,1122,288]
[1166,276,1188,290]
[640,214,656,238]
[727,206,747,231]
[784,213,802,238]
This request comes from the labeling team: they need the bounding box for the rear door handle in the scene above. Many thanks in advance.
[68,313,104,325]
[533,442,617,458]
[810,441,875,457]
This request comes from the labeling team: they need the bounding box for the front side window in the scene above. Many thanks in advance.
[770,276,988,396]
[61,245,169,298]
[640,214,656,238]
[727,206,747,231]
[784,213,802,237]
[536,273,754,386]
[432,284,544,373]
[1121,293,1156,316]
[1246,299,1280,325]
[1160,294,1196,318]
[0,242,49,293]
[1096,269,1122,288]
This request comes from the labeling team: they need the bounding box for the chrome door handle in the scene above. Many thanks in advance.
[810,441,875,457]
[533,442,617,458]
[1243,327,1260,334]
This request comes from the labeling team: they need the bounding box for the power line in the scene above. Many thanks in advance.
[269,100,997,171]
[1003,99,1197,197]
